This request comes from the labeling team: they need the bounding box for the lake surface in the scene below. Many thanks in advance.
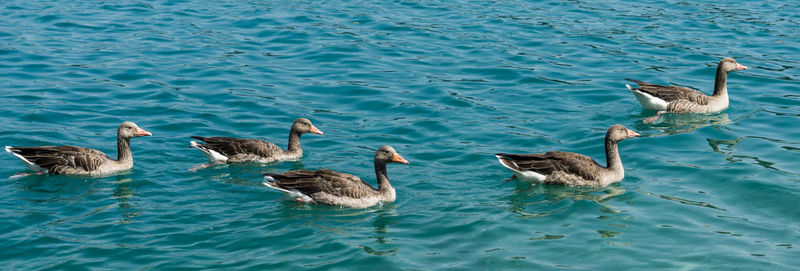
[1,0,799,269]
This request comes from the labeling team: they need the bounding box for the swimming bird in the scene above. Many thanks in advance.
[626,57,747,114]
[495,125,639,187]
[263,145,409,208]
[189,118,322,164]
[5,121,152,176]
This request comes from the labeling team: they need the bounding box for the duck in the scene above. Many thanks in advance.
[495,125,638,187]
[626,57,747,114]
[5,121,152,176]
[190,118,323,164]
[263,145,409,208]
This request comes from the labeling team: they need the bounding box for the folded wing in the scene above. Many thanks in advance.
[6,146,108,174]
[191,136,282,157]
[496,151,603,182]
[626,78,709,105]
[265,169,376,199]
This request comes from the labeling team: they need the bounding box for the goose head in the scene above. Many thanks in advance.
[720,57,748,72]
[291,118,324,135]
[375,145,409,165]
[118,121,152,139]
[606,124,639,143]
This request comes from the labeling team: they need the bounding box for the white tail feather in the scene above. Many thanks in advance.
[495,155,547,183]
[263,177,314,203]
[627,86,669,111]
[189,141,228,163]
[6,146,47,172]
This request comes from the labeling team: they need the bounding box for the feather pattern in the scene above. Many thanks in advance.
[266,169,379,198]
[497,151,603,184]
[190,136,286,163]
[6,146,108,174]
[626,79,709,105]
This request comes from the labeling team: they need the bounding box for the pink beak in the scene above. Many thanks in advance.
[627,130,640,138]
[736,63,748,71]
[136,128,152,137]
[309,125,324,135]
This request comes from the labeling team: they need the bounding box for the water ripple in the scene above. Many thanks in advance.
[1,0,800,269]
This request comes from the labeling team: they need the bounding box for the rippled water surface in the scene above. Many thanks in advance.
[2,0,799,269]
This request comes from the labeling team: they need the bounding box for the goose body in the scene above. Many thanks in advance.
[6,122,152,176]
[190,118,322,163]
[264,146,409,208]
[496,125,638,187]
[626,57,747,113]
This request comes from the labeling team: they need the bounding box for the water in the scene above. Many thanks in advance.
[1,0,799,269]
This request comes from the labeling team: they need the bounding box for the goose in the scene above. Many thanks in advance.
[495,125,638,187]
[263,145,409,208]
[5,121,152,176]
[190,118,322,164]
[626,57,747,114]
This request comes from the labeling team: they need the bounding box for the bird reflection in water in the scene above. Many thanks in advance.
[113,176,141,224]
[507,182,627,218]
[637,112,732,136]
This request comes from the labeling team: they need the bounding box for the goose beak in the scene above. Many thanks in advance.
[136,128,153,137]
[309,125,324,135]
[392,153,409,164]
[627,130,640,138]
[736,63,748,71]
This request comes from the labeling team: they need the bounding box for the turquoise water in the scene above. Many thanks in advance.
[1,0,799,269]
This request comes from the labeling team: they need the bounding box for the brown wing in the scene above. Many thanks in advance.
[266,169,377,198]
[626,78,709,105]
[7,145,108,174]
[191,136,283,157]
[496,151,604,181]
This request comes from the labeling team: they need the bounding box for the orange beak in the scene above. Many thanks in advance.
[736,63,748,71]
[392,153,409,164]
[627,130,640,138]
[309,125,324,135]
[136,128,152,137]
